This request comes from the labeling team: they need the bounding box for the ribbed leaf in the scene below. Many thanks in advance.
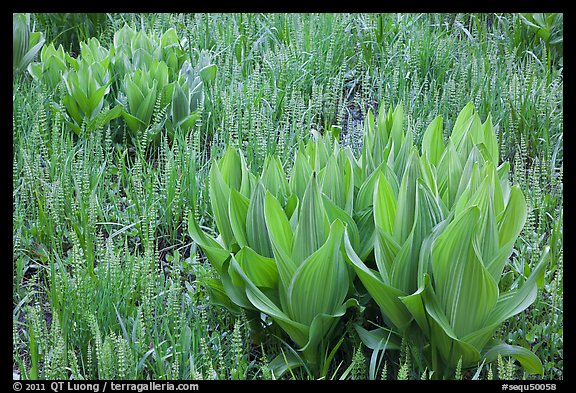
[343,231,412,330]
[230,256,309,348]
[246,182,273,258]
[393,150,420,244]
[374,172,396,234]
[483,343,543,375]
[374,228,401,284]
[322,195,360,253]
[392,130,414,181]
[171,82,189,125]
[208,162,234,249]
[390,102,404,157]
[234,246,279,289]
[354,324,401,351]
[356,167,379,213]
[218,146,243,191]
[320,156,345,210]
[437,140,463,209]
[355,207,376,261]
[187,213,230,275]
[228,188,250,248]
[289,149,313,201]
[422,116,445,167]
[421,284,483,371]
[288,220,348,326]
[450,101,475,148]
[262,156,289,205]
[482,114,499,163]
[431,206,499,338]
[263,191,296,292]
[292,175,329,265]
[484,186,527,281]
[486,246,549,328]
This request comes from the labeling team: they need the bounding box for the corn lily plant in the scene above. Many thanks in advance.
[121,59,172,140]
[189,146,360,377]
[341,102,549,378]
[61,58,121,135]
[112,25,188,82]
[13,13,45,76]
[28,43,67,91]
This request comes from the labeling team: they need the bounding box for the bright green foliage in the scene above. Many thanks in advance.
[189,145,359,377]
[14,13,562,381]
[27,43,67,90]
[13,13,45,76]
[122,64,162,136]
[341,101,549,378]
[61,57,121,135]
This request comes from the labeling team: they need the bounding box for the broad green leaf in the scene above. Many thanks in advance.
[498,186,527,248]
[187,214,230,275]
[353,324,401,351]
[228,188,250,248]
[199,63,217,83]
[288,220,348,326]
[437,140,463,209]
[356,164,386,213]
[390,102,404,157]
[450,101,475,147]
[422,286,483,372]
[208,162,235,249]
[171,82,189,125]
[422,116,445,167]
[246,182,273,258]
[218,146,242,191]
[374,227,401,284]
[393,180,444,294]
[482,343,543,375]
[263,191,296,291]
[373,172,396,234]
[231,256,309,348]
[320,156,345,210]
[392,129,414,181]
[343,231,412,330]
[301,298,360,361]
[239,151,252,198]
[234,246,279,289]
[393,150,420,244]
[261,156,289,205]
[322,195,359,253]
[482,114,499,163]
[269,349,307,378]
[432,206,499,338]
[355,207,376,261]
[486,246,549,328]
[204,277,241,314]
[289,149,313,201]
[292,175,329,265]
[484,186,527,281]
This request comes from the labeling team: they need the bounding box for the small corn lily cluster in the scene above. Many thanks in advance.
[190,101,548,378]
[25,24,216,142]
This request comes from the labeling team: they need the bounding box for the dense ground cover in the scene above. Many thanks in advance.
[13,13,562,380]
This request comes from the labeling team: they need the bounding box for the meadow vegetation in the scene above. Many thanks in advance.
[13,13,562,380]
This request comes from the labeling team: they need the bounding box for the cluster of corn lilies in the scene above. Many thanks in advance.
[190,101,548,378]
[25,21,215,142]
